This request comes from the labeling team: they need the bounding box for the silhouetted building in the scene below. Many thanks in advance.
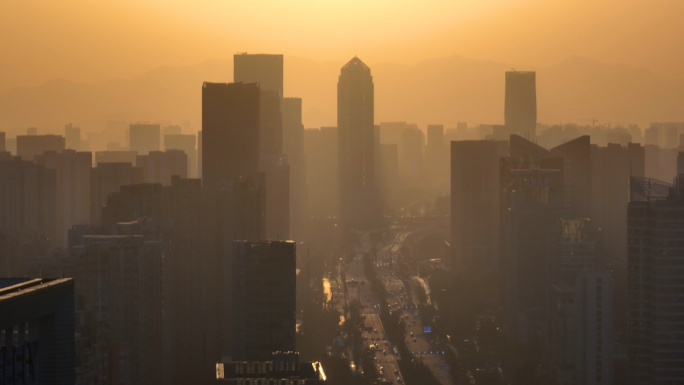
[304,127,338,218]
[505,71,537,139]
[627,175,684,385]
[337,57,376,220]
[202,82,260,190]
[164,134,197,178]
[549,270,615,385]
[234,53,284,97]
[64,123,81,150]
[162,124,182,137]
[451,140,504,272]
[90,162,144,224]
[0,132,5,152]
[550,136,592,218]
[282,97,307,237]
[71,234,164,385]
[400,126,424,179]
[16,134,65,162]
[425,124,447,187]
[198,130,203,179]
[129,124,161,155]
[0,157,56,252]
[229,241,296,361]
[95,150,138,165]
[136,149,188,186]
[35,150,92,248]
[101,183,164,225]
[500,157,563,342]
[0,278,75,385]
[216,352,326,384]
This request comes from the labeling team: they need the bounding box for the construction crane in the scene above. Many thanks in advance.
[579,118,599,127]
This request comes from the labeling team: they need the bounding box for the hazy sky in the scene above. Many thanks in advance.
[1,0,683,93]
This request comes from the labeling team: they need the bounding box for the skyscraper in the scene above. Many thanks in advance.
[627,175,684,385]
[89,162,144,224]
[64,123,81,150]
[16,134,65,161]
[282,97,307,237]
[136,149,188,186]
[505,71,537,139]
[234,53,284,97]
[230,240,296,361]
[164,134,197,178]
[129,124,161,155]
[337,57,375,220]
[35,150,92,248]
[201,82,260,190]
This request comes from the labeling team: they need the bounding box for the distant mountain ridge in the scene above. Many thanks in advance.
[0,55,682,135]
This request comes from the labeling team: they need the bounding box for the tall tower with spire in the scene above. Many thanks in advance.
[337,57,376,220]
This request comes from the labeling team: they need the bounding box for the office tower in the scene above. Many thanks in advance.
[201,82,260,190]
[451,141,501,272]
[627,175,684,384]
[198,131,202,178]
[400,126,424,179]
[71,234,163,385]
[89,162,144,224]
[282,97,307,237]
[129,123,161,155]
[230,240,296,361]
[500,157,563,342]
[591,143,646,259]
[64,123,81,150]
[0,132,5,152]
[16,134,65,161]
[337,57,376,220]
[234,53,284,97]
[549,270,615,385]
[95,150,138,165]
[425,124,446,186]
[0,157,56,254]
[136,150,188,186]
[164,134,197,178]
[550,136,592,218]
[0,278,75,384]
[505,71,537,139]
[162,124,182,137]
[165,176,203,385]
[304,127,338,218]
[101,183,164,225]
[216,352,326,383]
[35,150,92,248]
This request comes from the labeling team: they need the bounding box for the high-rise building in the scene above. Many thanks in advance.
[451,140,503,272]
[101,183,164,225]
[229,240,296,361]
[500,157,563,342]
[16,134,65,161]
[95,150,138,165]
[337,57,376,220]
[35,150,92,248]
[64,123,81,150]
[136,150,188,186]
[201,82,260,190]
[304,127,338,218]
[162,124,182,137]
[0,278,75,385]
[234,53,284,97]
[164,134,197,178]
[505,71,537,139]
[550,136,592,219]
[550,270,615,385]
[0,156,56,252]
[627,175,684,384]
[282,97,307,237]
[400,126,424,178]
[89,162,144,224]
[0,132,5,152]
[425,124,447,187]
[198,131,203,179]
[71,234,164,385]
[129,124,161,155]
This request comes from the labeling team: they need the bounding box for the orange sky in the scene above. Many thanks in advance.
[1,0,683,93]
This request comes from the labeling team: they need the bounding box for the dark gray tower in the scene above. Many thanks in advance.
[505,71,537,139]
[234,54,284,97]
[201,82,260,190]
[337,57,375,219]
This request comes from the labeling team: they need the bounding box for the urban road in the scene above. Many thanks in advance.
[344,230,453,385]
